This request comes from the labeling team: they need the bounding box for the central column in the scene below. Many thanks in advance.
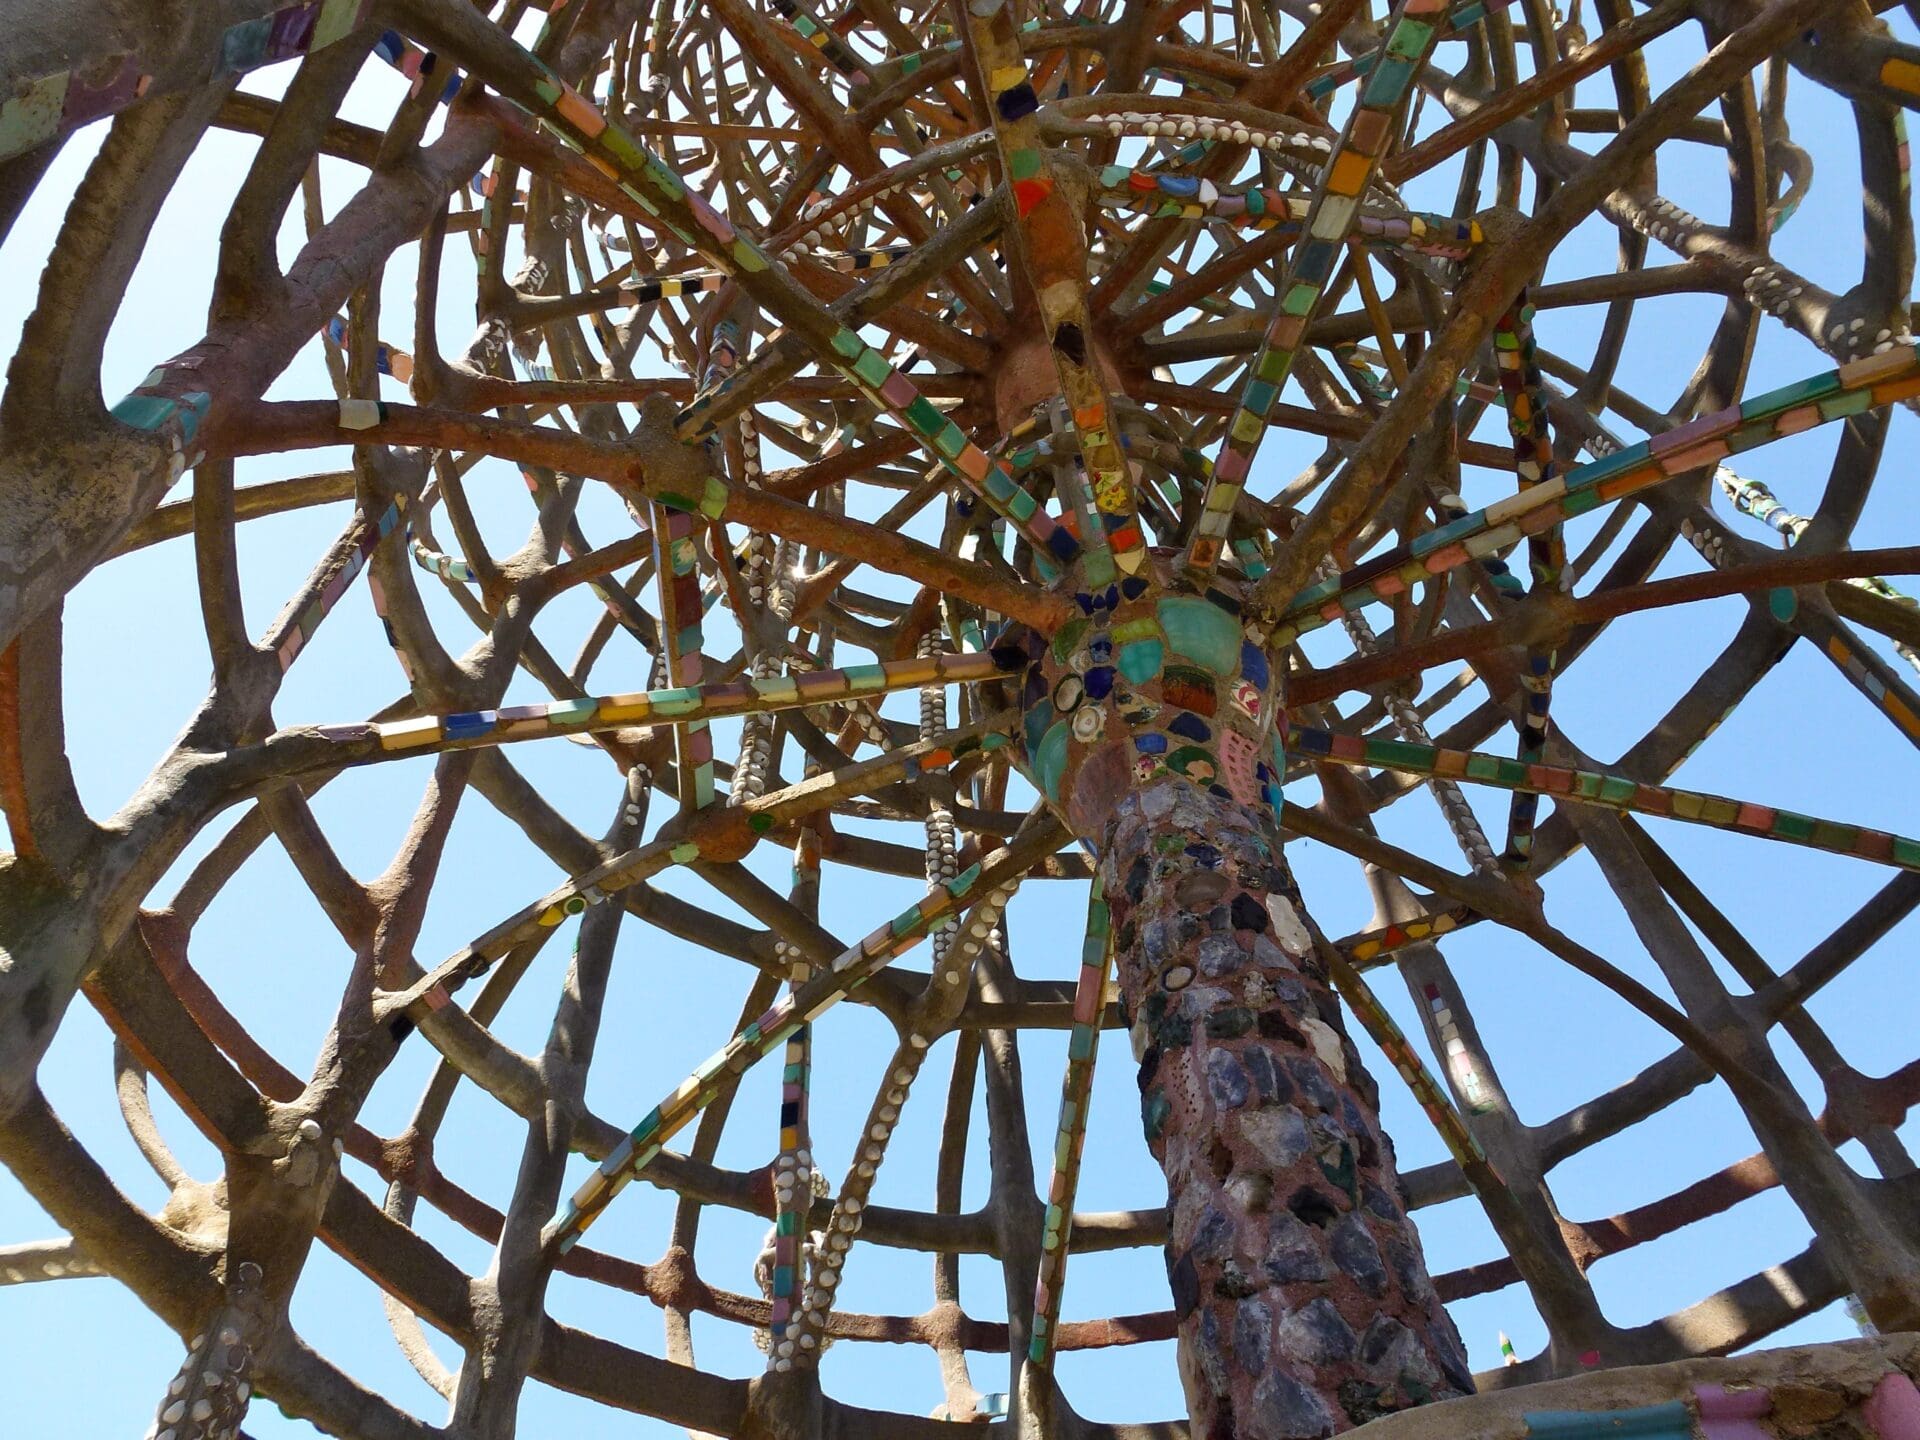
[1006,570,1472,1437]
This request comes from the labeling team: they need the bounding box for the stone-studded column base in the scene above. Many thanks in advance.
[1102,780,1474,1438]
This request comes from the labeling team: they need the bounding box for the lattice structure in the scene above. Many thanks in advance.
[2,1,1919,1437]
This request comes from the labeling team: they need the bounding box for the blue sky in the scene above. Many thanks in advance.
[3,9,1918,1434]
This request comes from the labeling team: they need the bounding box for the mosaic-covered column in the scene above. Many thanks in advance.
[1005,573,1472,1437]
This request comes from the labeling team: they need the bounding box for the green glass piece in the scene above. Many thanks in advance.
[852,348,892,387]
[1035,720,1071,799]
[1155,595,1239,673]
[109,394,178,432]
[1739,370,1840,419]
[1117,639,1163,684]
[906,395,945,435]
[1771,811,1817,841]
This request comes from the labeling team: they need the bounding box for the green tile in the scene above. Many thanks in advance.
[1739,370,1839,419]
[852,348,891,387]
[1366,739,1436,773]
[1817,387,1873,421]
[1385,18,1434,58]
[1771,811,1816,841]
[1808,819,1856,851]
[906,395,945,434]
[109,394,177,432]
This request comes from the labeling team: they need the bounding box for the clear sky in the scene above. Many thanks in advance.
[3,9,1918,1436]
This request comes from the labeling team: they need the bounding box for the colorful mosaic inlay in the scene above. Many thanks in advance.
[303,649,1016,759]
[0,4,472,164]
[1004,570,1287,838]
[652,506,715,811]
[958,0,1145,583]
[1269,346,1920,646]
[395,723,1014,1000]
[273,498,404,674]
[766,825,819,1347]
[1321,950,1490,1174]
[1289,723,1920,871]
[823,323,1081,573]
[1330,901,1482,968]
[1186,0,1453,574]
[551,855,997,1250]
[447,19,1085,585]
[1490,294,1565,868]
[771,0,871,84]
[1304,0,1523,101]
[324,314,414,382]
[1092,172,1482,258]
[1027,876,1114,1369]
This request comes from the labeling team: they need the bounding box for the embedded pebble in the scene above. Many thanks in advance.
[1249,1368,1337,1440]
[1266,895,1313,956]
[1331,1215,1389,1296]
[1207,1048,1251,1108]
[1278,1297,1358,1365]
[1241,1107,1310,1169]
[1198,933,1246,976]
[1243,1045,1292,1106]
[1301,1017,1348,1082]
[1234,1296,1274,1374]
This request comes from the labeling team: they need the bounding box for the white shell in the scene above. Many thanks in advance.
[1266,894,1313,957]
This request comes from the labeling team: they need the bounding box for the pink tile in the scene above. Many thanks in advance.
[1648,404,1740,455]
[1866,1372,1920,1440]
[1774,404,1821,436]
[1660,438,1732,473]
